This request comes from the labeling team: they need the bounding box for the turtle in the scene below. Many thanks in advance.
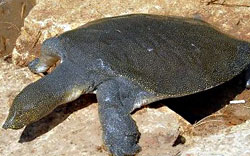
[2,14,250,156]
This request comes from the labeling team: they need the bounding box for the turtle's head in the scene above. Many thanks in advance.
[2,81,58,130]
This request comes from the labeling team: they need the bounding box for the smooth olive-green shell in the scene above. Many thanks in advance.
[58,14,250,96]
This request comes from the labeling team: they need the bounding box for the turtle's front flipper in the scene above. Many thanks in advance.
[96,79,152,156]
[28,37,65,73]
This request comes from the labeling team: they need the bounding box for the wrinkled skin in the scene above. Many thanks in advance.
[3,14,250,156]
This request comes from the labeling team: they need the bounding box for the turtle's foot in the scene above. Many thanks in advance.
[105,130,141,156]
[108,142,141,156]
[102,109,141,156]
[28,58,50,74]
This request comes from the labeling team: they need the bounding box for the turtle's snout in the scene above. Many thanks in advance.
[2,109,25,130]
[2,117,13,129]
[2,119,22,130]
[2,120,25,130]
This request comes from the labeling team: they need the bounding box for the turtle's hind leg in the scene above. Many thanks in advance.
[28,37,65,73]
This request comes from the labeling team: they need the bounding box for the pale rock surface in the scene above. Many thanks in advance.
[12,0,250,65]
[182,120,250,156]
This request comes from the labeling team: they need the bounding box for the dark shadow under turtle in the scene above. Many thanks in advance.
[3,14,250,156]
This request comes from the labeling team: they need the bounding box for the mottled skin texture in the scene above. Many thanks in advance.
[3,14,250,156]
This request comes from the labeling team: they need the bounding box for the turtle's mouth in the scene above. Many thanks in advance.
[2,111,26,130]
[2,120,25,130]
[2,116,26,130]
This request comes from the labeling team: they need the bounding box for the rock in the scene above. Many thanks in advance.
[182,120,250,156]
[134,107,190,155]
[12,0,250,65]
[0,0,36,57]
[0,59,189,155]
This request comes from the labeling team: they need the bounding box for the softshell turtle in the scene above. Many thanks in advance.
[3,14,250,156]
